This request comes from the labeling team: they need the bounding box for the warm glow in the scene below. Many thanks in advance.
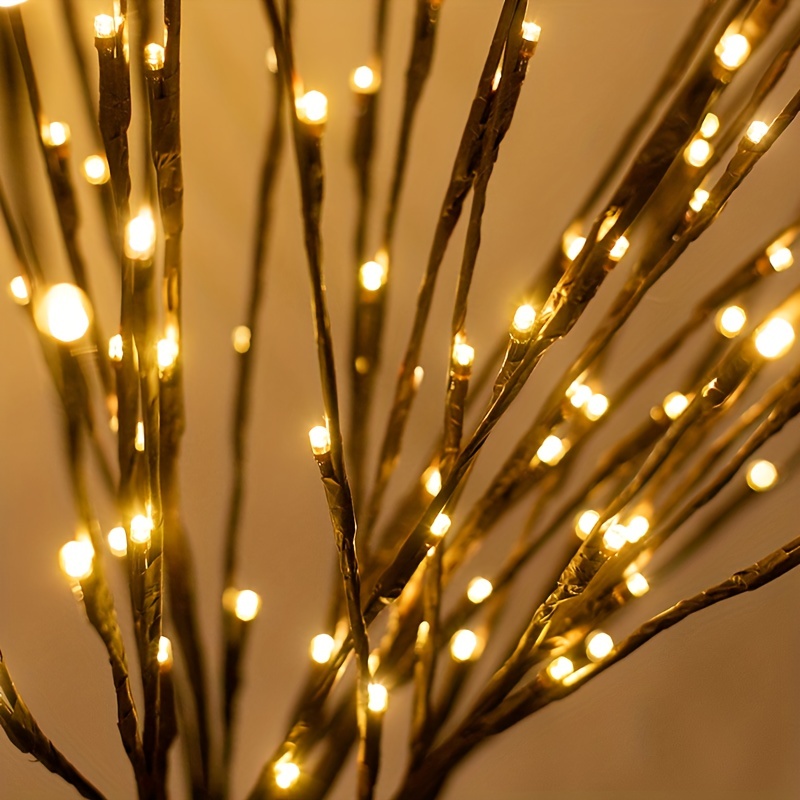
[689,188,710,213]
[308,425,331,455]
[767,244,793,272]
[746,459,778,492]
[233,589,262,621]
[521,20,541,42]
[452,342,475,368]
[125,211,156,260]
[94,14,116,38]
[585,631,614,662]
[310,634,335,664]
[536,435,566,466]
[716,305,746,337]
[107,526,127,557]
[684,138,712,167]
[157,636,173,666]
[232,325,252,353]
[449,629,479,662]
[274,760,300,790]
[9,275,29,304]
[352,65,378,93]
[0,0,29,7]
[716,33,751,70]
[575,509,599,540]
[625,515,650,543]
[512,303,536,334]
[430,513,451,538]
[546,656,574,681]
[466,577,493,604]
[82,155,109,185]
[609,236,629,261]
[602,523,627,552]
[296,90,328,124]
[413,365,425,388]
[492,67,502,92]
[422,466,442,496]
[130,514,153,545]
[626,571,650,598]
[157,332,179,372]
[569,384,592,409]
[108,334,123,361]
[564,234,586,261]
[367,682,389,713]
[368,651,380,675]
[59,540,94,581]
[663,391,689,420]
[754,317,795,359]
[585,393,609,421]
[36,284,91,343]
[359,260,386,292]
[144,43,165,71]
[266,47,278,74]
[135,421,145,452]
[42,121,70,147]
[745,120,769,144]
[699,113,719,139]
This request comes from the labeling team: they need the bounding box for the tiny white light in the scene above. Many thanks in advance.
[296,90,328,124]
[157,636,173,666]
[368,651,380,676]
[35,284,91,343]
[663,391,689,420]
[352,65,379,93]
[144,43,165,71]
[157,335,179,372]
[569,384,593,409]
[466,577,493,604]
[699,113,720,139]
[413,365,425,388]
[359,260,386,292]
[266,47,278,74]
[512,303,536,334]
[232,325,252,353]
[536,435,566,466]
[609,236,629,261]
[310,634,335,664]
[689,188,710,212]
[449,629,480,662]
[430,513,451,538]
[130,514,153,545]
[602,524,627,552]
[125,211,156,260]
[94,14,116,38]
[43,121,70,147]
[746,459,778,492]
[274,760,300,790]
[585,393,609,421]
[767,244,793,272]
[9,275,30,304]
[135,421,145,452]
[754,317,795,359]
[684,138,712,167]
[82,155,110,185]
[521,21,541,42]
[716,305,747,337]
[367,682,389,713]
[59,540,94,581]
[626,572,650,598]
[234,589,262,621]
[745,121,769,144]
[108,334,124,362]
[575,510,600,540]
[716,33,751,70]
[452,342,475,368]
[546,656,574,681]
[625,515,650,543]
[585,631,614,662]
[308,425,331,455]
[422,466,442,496]
[564,235,586,261]
[107,526,127,557]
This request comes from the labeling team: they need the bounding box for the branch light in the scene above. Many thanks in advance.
[715,32,751,70]
[296,90,328,125]
[716,305,747,337]
[59,540,94,582]
[34,284,91,343]
[754,317,795,359]
[746,459,778,492]
[309,634,335,664]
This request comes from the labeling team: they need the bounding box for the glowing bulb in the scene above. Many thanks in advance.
[266,47,278,74]
[754,317,795,359]
[699,113,719,139]
[368,651,380,675]
[467,577,493,604]
[125,211,156,260]
[746,459,778,491]
[492,67,502,91]
[107,526,127,557]
[602,524,627,552]
[546,656,574,681]
[157,335,179,372]
[367,682,389,713]
[359,260,386,291]
[512,303,536,334]
[413,365,425,388]
[308,425,331,455]
[9,275,30,304]
[609,236,629,261]
[745,120,769,144]
[296,90,328,124]
[575,510,599,540]
[521,21,541,42]
[416,621,430,650]
[586,631,614,662]
[232,325,252,353]
[35,284,91,343]
[626,571,650,597]
[157,636,173,666]
[564,234,586,261]
[135,421,145,452]
[274,760,300,790]
[233,589,262,621]
[130,514,153,545]
[536,435,566,466]
[310,634,335,664]
[430,513,451,538]
[352,65,378,93]
[716,305,746,337]
[82,155,109,185]
[767,244,793,272]
[663,391,689,420]
[144,43,165,71]
[684,138,712,167]
[449,629,480,662]
[585,393,609,421]
[0,0,29,7]
[569,384,592,409]
[59,540,94,581]
[452,342,475,368]
[625,515,650,543]
[42,122,70,147]
[94,14,116,38]
[716,33,751,70]
[422,466,442,496]
[689,188,710,212]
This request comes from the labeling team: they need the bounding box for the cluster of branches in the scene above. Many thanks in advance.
[2,1,800,799]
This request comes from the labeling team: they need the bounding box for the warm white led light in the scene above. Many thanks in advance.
[422,466,442,496]
[35,284,91,343]
[274,760,300,790]
[157,335,179,372]
[585,393,609,421]
[626,571,650,597]
[716,33,751,70]
[94,14,116,38]
[367,682,389,712]
[135,421,145,452]
[512,303,536,334]
[767,244,793,272]
[716,305,746,337]
[108,334,124,361]
[575,510,599,540]
[452,342,475,368]
[125,211,157,260]
[546,656,574,681]
[745,120,769,144]
[569,384,592,409]
[689,188,710,212]
[144,43,165,71]
[130,514,153,545]
[107,526,127,557]
[232,325,252,353]
[602,524,627,552]
[699,113,719,139]
[430,513,451,538]
[746,459,778,491]
[309,634,335,664]
[308,425,331,455]
[352,65,378,93]
[521,21,541,42]
[234,589,262,621]
[585,631,614,662]
[43,122,70,147]
[59,540,94,581]
[662,391,689,420]
[684,138,712,167]
[564,235,586,261]
[609,236,629,261]
[536,435,566,466]
[82,155,110,185]
[296,90,328,124]
[157,636,173,666]
[9,275,30,304]
[359,260,386,292]
[266,47,278,74]
[449,629,479,662]
[625,515,650,543]
[466,577,493,604]
[754,317,795,359]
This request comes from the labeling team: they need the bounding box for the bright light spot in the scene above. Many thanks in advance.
[575,510,599,540]
[36,284,91,343]
[94,14,116,38]
[107,526,127,557]
[43,121,70,147]
[767,245,793,272]
[663,391,689,420]
[449,629,479,662]
[352,65,378,93]
[144,43,165,71]
[512,303,536,334]
[430,513,451,538]
[9,275,29,304]
[422,466,442,496]
[716,33,751,70]
[367,682,389,712]
[609,236,629,261]
[416,621,430,650]
[130,514,153,545]
[308,425,331,455]
[689,188,710,212]
[274,760,300,790]
[59,540,94,581]
[754,317,795,359]
[521,21,541,42]
[359,260,386,292]
[135,421,145,452]
[466,577,493,604]
[452,342,475,368]
[232,325,252,353]
[536,435,566,466]
[569,384,592,409]
[492,67,502,91]
[585,631,614,662]
[745,120,769,144]
[234,589,262,621]
[157,636,173,666]
[585,393,609,421]
[310,634,335,664]
[296,90,328,124]
[626,572,650,597]
[625,515,650,543]
[602,524,627,552]
[700,113,719,139]
[0,0,29,7]
[82,155,109,185]
[106,334,123,362]
[716,305,747,337]
[157,335,179,372]
[564,235,586,261]
[368,651,380,675]
[413,365,425,388]
[746,459,778,491]
[546,656,574,681]
[125,211,156,260]
[684,138,712,167]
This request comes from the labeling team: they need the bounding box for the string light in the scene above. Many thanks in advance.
[745,120,770,144]
[546,656,574,681]
[575,509,599,540]
[699,113,719,138]
[107,526,127,557]
[94,14,116,38]
[452,341,475,368]
[157,330,179,373]
[309,634,335,664]
[232,325,252,353]
[568,383,592,409]
[536,435,566,466]
[521,21,541,42]
[715,32,750,70]
[135,421,145,452]
[449,629,480,662]
[564,234,586,261]
[265,47,279,74]
[754,317,795,359]
[130,514,153,545]
[359,260,386,292]
[466,577,493,604]
[234,590,262,621]
[351,65,379,93]
[308,425,331,455]
[689,188,710,212]
[42,122,70,147]
[157,636,173,667]
[144,43,165,71]
[422,466,442,496]
[492,67,502,92]
[625,571,650,597]
[716,305,746,337]
[274,759,300,790]
[35,284,91,343]
[125,210,157,260]
[602,523,627,552]
[413,365,425,388]
[367,683,389,713]
[368,651,381,676]
[585,393,609,421]
[296,91,328,125]
[767,243,793,272]
[662,391,689,420]
[585,631,614,662]
[746,459,778,492]
[512,303,536,335]
[82,155,110,185]
[609,236,629,261]
[430,513,451,538]
[8,276,30,305]
[625,515,650,543]
[684,138,712,167]
[59,540,94,581]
